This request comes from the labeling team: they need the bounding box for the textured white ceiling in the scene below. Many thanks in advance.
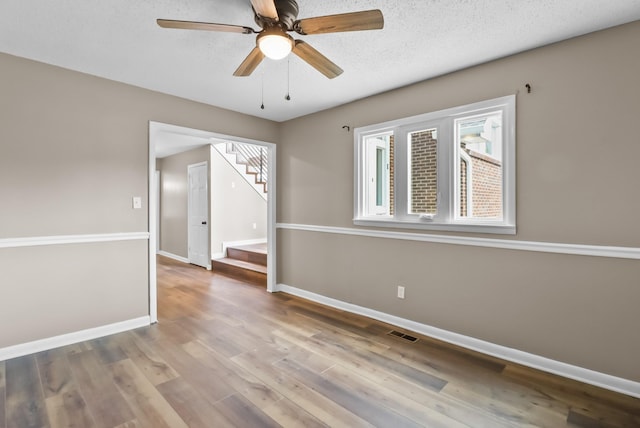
[2,1,640,122]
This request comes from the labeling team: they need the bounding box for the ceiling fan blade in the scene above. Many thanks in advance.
[292,40,343,79]
[294,9,383,35]
[233,47,265,77]
[250,0,279,20]
[157,19,255,34]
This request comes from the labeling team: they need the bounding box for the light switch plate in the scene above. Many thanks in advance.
[397,286,405,299]
[133,196,142,209]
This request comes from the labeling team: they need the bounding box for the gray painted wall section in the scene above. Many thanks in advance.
[0,52,278,349]
[276,21,640,382]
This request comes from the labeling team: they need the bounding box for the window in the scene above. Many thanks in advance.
[354,95,515,234]
[363,133,392,216]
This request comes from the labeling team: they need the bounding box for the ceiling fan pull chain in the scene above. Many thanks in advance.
[285,58,292,101]
[261,73,265,109]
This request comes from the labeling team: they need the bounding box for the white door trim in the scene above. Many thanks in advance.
[148,121,277,324]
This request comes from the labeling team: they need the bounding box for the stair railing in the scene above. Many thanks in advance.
[226,143,268,187]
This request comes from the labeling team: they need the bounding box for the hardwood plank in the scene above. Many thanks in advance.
[290,310,391,354]
[261,397,329,428]
[503,364,640,424]
[376,338,573,422]
[0,361,6,428]
[108,359,188,428]
[277,357,424,428]
[45,389,96,428]
[151,318,201,345]
[355,324,578,425]
[212,394,280,428]
[157,285,216,321]
[89,335,128,364]
[113,420,140,428]
[113,333,179,386]
[286,300,372,329]
[321,362,468,428]
[5,356,50,428]
[36,350,74,398]
[440,380,567,427]
[141,338,237,403]
[232,350,374,427]
[67,350,135,428]
[174,316,254,358]
[567,408,612,427]
[236,302,323,338]
[274,327,448,392]
[182,340,283,410]
[156,377,236,428]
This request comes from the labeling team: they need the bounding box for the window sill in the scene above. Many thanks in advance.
[353,218,516,235]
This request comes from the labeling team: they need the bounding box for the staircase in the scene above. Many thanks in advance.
[214,142,268,199]
[211,243,267,286]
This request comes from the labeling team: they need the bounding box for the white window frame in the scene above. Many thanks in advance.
[354,95,516,235]
[365,133,391,216]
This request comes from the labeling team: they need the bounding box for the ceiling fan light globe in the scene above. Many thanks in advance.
[257,32,293,60]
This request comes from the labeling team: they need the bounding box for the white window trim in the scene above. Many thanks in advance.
[354,95,516,235]
[459,148,473,218]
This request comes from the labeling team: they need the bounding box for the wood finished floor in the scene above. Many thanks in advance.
[2,256,639,428]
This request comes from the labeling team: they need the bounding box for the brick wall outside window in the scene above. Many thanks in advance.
[410,130,438,214]
[468,150,502,217]
[460,148,502,218]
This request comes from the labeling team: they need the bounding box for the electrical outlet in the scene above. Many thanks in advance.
[397,286,405,299]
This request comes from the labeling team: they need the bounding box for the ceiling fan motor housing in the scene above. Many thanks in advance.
[254,0,299,30]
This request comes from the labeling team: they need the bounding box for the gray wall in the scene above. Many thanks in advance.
[276,21,640,382]
[157,146,210,258]
[0,52,278,349]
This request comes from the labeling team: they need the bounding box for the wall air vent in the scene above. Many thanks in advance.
[388,330,418,342]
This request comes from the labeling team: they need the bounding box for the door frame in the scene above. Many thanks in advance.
[148,121,277,323]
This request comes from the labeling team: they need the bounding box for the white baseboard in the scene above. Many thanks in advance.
[0,316,150,362]
[275,283,640,399]
[157,250,189,263]
[212,252,225,260]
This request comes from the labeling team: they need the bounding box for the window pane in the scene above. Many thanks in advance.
[376,147,384,206]
[457,113,503,219]
[364,133,392,216]
[408,128,438,216]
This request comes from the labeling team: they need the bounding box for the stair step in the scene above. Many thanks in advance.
[211,258,266,286]
[227,244,267,266]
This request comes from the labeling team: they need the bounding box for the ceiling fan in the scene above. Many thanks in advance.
[157,0,384,79]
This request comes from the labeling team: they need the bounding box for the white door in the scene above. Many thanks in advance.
[188,162,209,268]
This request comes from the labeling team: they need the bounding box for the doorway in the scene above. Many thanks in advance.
[148,121,277,323]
